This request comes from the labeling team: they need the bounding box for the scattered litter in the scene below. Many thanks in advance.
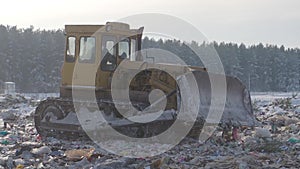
[31,146,52,155]
[65,148,95,161]
[0,93,298,168]
[287,137,300,144]
[1,140,9,145]
[0,131,8,137]
[16,164,24,169]
[255,128,271,138]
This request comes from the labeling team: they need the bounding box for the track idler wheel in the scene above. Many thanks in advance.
[34,100,65,137]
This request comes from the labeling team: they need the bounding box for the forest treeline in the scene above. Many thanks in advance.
[0,25,299,92]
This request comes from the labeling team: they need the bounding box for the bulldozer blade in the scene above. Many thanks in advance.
[188,70,256,127]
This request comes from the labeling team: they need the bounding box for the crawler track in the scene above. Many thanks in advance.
[34,97,205,140]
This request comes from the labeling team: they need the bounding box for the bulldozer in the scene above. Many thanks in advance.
[34,22,256,140]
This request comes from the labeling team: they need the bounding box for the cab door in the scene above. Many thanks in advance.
[72,36,98,88]
[61,36,76,88]
[96,35,117,90]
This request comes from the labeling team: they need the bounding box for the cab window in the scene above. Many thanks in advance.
[101,36,116,71]
[79,37,96,63]
[130,38,137,61]
[119,38,130,59]
[66,36,76,62]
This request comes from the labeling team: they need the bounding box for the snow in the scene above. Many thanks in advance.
[251,92,299,102]
[0,92,298,124]
[251,92,300,107]
[23,93,59,100]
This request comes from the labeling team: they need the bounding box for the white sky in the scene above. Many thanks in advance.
[1,0,299,48]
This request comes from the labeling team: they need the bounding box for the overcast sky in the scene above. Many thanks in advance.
[1,0,299,48]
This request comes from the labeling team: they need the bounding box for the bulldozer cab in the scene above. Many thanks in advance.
[61,22,144,94]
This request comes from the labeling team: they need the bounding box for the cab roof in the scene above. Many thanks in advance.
[65,22,143,35]
[65,25,104,33]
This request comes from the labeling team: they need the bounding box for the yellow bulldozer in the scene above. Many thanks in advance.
[34,22,256,139]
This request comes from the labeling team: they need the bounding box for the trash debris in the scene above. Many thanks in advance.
[50,150,63,157]
[31,146,52,155]
[149,157,170,169]
[0,93,298,168]
[255,128,271,138]
[0,131,8,137]
[36,134,42,142]
[1,140,9,145]
[232,127,239,141]
[287,137,300,144]
[16,164,24,169]
[65,148,95,161]
[14,158,25,166]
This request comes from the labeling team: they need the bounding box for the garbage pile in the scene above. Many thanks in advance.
[0,93,299,169]
[0,94,36,129]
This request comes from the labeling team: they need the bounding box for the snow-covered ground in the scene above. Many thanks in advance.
[251,92,300,110]
[7,92,300,104]
[251,92,300,102]
[22,93,59,100]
